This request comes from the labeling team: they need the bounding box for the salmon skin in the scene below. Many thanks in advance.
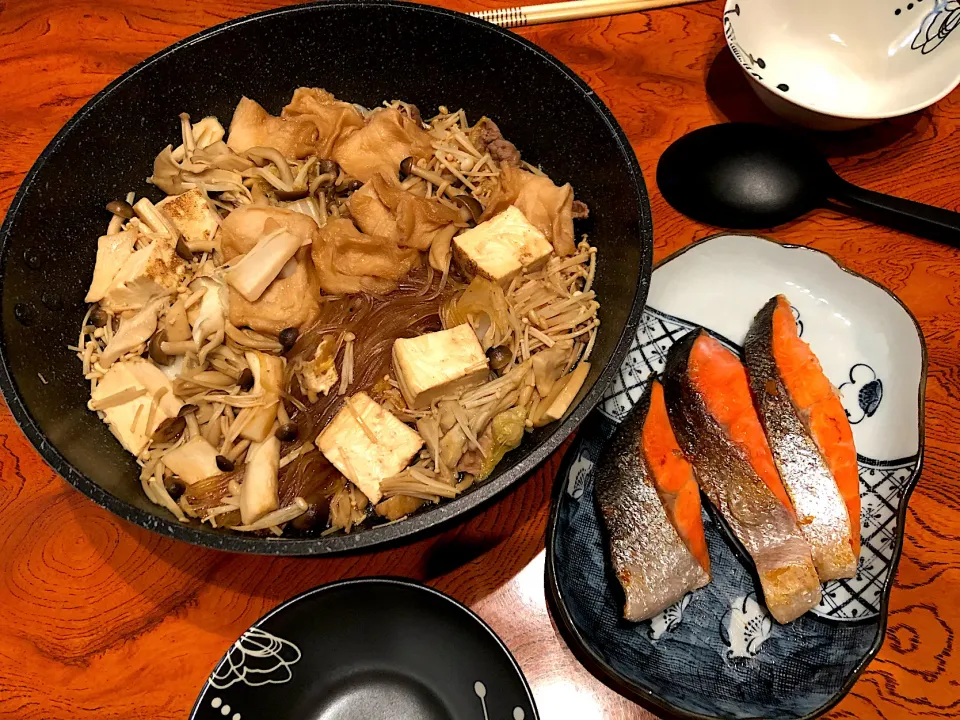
[595,380,711,622]
[663,329,821,624]
[745,296,858,581]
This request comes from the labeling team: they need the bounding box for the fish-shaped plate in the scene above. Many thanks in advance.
[546,234,926,720]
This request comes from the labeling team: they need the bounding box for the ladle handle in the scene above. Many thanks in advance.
[830,179,960,248]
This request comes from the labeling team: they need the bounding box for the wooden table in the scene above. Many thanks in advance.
[0,1,958,718]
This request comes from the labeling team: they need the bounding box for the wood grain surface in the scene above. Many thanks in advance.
[0,1,958,718]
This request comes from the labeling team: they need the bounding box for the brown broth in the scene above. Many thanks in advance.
[278,266,462,523]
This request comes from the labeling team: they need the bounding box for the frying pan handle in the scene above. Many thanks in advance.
[830,179,960,248]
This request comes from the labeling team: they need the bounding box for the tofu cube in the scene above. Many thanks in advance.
[157,188,221,252]
[317,393,423,503]
[86,229,137,303]
[453,205,553,285]
[392,324,489,409]
[90,358,183,456]
[100,237,186,312]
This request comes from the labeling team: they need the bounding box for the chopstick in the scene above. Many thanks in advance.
[469,0,705,28]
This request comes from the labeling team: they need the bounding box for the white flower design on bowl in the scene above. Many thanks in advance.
[209,627,302,690]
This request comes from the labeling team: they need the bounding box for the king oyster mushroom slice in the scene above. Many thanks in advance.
[224,221,302,302]
[240,434,281,525]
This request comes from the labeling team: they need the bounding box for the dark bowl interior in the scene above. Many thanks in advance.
[0,0,652,554]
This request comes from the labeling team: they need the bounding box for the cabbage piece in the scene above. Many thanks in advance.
[475,406,526,482]
[163,437,223,485]
[240,351,286,443]
[189,277,228,346]
[240,434,281,525]
[440,425,468,470]
[441,277,512,350]
[86,229,138,303]
[531,340,574,396]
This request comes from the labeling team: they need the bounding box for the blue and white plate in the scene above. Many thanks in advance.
[546,234,927,720]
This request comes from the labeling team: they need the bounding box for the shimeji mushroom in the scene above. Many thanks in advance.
[224,221,302,302]
[239,434,281,525]
[150,115,253,197]
[245,146,311,201]
[151,144,251,197]
[100,298,166,367]
[164,298,193,343]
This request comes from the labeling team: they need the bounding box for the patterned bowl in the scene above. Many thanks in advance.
[723,0,960,130]
[547,234,927,719]
[190,578,538,720]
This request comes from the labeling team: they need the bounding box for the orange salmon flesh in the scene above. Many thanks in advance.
[688,333,793,511]
[642,381,711,574]
[771,296,860,555]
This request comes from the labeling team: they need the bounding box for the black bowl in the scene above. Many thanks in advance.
[0,0,652,554]
[190,577,538,720]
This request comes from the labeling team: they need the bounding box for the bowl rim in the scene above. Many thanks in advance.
[721,0,960,121]
[544,232,929,720]
[0,0,653,556]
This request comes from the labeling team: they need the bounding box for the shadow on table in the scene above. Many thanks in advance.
[72,454,556,634]
[703,47,928,158]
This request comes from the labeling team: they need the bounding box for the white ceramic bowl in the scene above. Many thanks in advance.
[723,0,960,130]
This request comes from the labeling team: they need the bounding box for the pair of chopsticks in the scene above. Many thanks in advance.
[468,0,705,28]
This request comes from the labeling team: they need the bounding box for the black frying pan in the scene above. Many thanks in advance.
[0,0,652,555]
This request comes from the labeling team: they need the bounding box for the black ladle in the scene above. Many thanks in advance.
[656,123,960,247]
